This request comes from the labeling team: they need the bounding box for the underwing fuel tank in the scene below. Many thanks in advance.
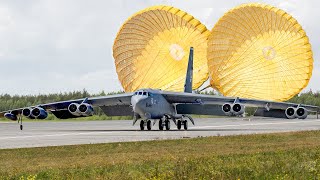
[4,113,17,121]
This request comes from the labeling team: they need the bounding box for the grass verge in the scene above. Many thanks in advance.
[1,131,320,179]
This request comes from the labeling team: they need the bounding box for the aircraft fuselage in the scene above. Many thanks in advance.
[131,89,176,119]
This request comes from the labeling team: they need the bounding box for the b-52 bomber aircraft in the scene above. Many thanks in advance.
[1,47,319,131]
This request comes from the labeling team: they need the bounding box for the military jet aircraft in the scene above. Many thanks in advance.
[1,47,319,131]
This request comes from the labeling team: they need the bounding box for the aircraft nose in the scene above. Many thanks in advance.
[131,96,139,108]
[131,95,147,113]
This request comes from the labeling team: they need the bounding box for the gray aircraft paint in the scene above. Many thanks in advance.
[184,47,193,93]
[131,89,176,120]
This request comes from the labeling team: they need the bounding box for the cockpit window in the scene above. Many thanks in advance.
[138,92,142,95]
[143,92,147,96]
[134,92,138,95]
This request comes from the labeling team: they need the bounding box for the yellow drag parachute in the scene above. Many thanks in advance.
[113,5,210,92]
[208,3,313,101]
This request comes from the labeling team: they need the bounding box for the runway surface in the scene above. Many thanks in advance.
[0,117,320,149]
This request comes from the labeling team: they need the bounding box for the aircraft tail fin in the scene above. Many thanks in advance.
[184,47,193,93]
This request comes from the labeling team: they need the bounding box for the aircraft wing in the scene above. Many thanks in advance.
[161,91,319,112]
[0,98,84,118]
[0,93,134,118]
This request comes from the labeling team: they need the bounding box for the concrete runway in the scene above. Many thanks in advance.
[0,117,320,149]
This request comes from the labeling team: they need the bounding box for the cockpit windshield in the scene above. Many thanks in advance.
[134,90,150,97]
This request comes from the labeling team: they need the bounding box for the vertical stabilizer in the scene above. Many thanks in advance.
[184,47,193,93]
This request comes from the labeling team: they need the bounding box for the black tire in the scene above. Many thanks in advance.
[183,120,188,130]
[140,120,144,131]
[165,120,170,130]
[159,119,164,130]
[147,120,152,131]
[20,125,23,131]
[177,120,182,130]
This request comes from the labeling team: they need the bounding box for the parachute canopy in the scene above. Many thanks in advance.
[113,5,210,92]
[208,3,313,101]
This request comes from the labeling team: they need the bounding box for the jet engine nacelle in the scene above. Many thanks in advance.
[4,113,17,121]
[68,103,81,116]
[78,103,94,116]
[222,103,232,116]
[295,107,308,119]
[22,108,35,119]
[31,107,48,119]
[285,107,308,119]
[231,103,245,115]
[285,107,296,119]
[222,103,245,116]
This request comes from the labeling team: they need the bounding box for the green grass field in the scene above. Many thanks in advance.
[0,131,320,179]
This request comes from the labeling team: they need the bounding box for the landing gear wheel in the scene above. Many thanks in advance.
[19,116,23,131]
[177,120,182,130]
[183,120,188,130]
[147,120,152,131]
[140,120,144,131]
[165,120,170,130]
[159,119,164,130]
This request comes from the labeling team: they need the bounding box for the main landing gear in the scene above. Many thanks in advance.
[140,120,152,131]
[177,119,188,130]
[138,115,194,131]
[158,116,170,131]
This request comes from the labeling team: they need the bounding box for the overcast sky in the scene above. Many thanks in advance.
[0,0,318,95]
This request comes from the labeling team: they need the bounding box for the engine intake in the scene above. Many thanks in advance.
[31,107,48,119]
[22,108,35,119]
[68,103,94,116]
[222,103,232,116]
[232,103,245,115]
[285,107,308,119]
[222,103,245,116]
[78,103,94,116]
[296,107,308,119]
[68,103,81,116]
[285,107,296,119]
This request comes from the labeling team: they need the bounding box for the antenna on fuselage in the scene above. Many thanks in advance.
[184,47,193,93]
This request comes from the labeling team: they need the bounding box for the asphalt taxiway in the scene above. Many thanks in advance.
[0,117,319,149]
